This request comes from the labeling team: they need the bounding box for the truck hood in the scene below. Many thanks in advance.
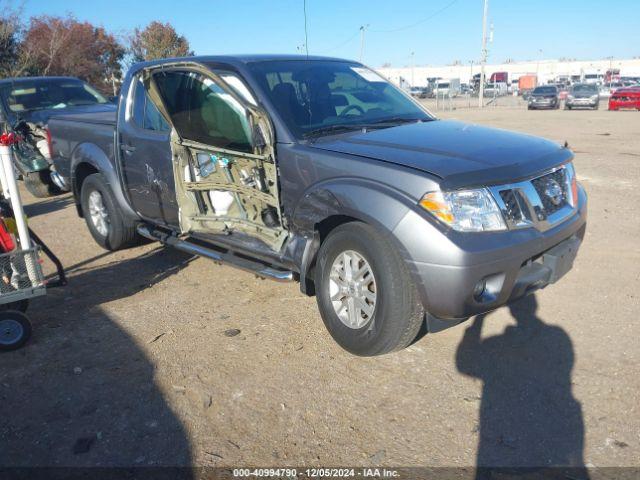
[309,119,573,189]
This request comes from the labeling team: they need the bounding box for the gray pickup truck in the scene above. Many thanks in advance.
[49,55,587,356]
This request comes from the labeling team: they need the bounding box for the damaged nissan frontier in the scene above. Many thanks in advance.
[48,55,587,356]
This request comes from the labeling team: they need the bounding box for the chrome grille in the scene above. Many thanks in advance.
[499,189,523,224]
[531,168,568,215]
[489,164,576,232]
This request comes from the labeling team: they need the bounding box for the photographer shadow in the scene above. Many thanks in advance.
[455,295,589,479]
[0,246,196,476]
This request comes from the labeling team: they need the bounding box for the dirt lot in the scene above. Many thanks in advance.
[1,99,639,475]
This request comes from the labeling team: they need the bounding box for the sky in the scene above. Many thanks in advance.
[19,0,640,67]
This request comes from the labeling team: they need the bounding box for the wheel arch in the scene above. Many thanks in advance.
[70,142,137,221]
[293,179,418,296]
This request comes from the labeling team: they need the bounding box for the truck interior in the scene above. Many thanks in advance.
[141,63,288,251]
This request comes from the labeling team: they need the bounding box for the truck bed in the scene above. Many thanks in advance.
[48,110,117,182]
[51,109,116,126]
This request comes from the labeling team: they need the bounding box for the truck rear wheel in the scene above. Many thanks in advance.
[23,170,61,198]
[314,222,424,356]
[80,173,138,251]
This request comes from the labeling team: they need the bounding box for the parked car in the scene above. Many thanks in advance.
[608,87,640,110]
[565,83,600,110]
[409,86,430,99]
[48,55,587,356]
[483,82,508,97]
[0,77,115,197]
[527,85,560,110]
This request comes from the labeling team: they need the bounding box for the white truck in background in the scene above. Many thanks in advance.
[434,78,461,97]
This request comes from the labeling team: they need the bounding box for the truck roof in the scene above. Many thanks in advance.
[128,54,357,72]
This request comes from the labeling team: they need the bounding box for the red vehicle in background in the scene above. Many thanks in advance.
[608,87,640,110]
[490,71,508,83]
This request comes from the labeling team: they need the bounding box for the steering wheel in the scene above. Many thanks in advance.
[339,105,365,117]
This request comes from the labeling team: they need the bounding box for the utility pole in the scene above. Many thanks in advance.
[359,24,369,62]
[536,49,543,78]
[479,0,489,108]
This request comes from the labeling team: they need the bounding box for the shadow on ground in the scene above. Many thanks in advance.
[0,247,195,472]
[23,194,74,218]
[456,295,589,480]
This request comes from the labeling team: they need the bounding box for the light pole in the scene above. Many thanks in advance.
[468,60,474,107]
[536,49,543,79]
[479,0,489,108]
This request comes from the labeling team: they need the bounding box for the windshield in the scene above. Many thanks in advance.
[533,86,557,94]
[572,84,598,93]
[0,78,108,113]
[248,60,432,138]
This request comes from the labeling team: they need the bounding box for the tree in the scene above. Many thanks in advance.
[0,1,34,77]
[129,21,192,62]
[22,15,125,93]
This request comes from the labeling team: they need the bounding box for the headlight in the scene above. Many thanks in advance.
[419,189,506,232]
[567,94,574,100]
[590,94,598,101]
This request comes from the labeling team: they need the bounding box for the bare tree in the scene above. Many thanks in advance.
[0,0,34,77]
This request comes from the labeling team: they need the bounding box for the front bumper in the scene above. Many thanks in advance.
[392,184,587,321]
[566,98,598,108]
[529,99,558,109]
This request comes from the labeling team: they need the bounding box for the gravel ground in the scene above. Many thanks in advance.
[1,99,638,475]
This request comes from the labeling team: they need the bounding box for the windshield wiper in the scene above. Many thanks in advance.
[303,124,366,140]
[303,117,430,140]
[368,116,428,126]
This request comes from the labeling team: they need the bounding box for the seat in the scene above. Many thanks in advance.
[271,83,308,125]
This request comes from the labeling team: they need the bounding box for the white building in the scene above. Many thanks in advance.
[377,58,640,87]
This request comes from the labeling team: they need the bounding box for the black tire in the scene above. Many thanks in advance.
[0,310,32,351]
[23,170,61,198]
[565,105,571,110]
[80,173,138,251]
[314,222,424,356]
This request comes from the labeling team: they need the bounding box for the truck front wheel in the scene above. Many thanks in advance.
[314,222,424,356]
[80,173,138,251]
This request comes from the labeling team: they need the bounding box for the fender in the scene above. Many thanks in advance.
[292,177,417,237]
[291,178,426,297]
[70,142,138,221]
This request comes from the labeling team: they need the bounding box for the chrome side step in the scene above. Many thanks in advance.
[137,225,294,282]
